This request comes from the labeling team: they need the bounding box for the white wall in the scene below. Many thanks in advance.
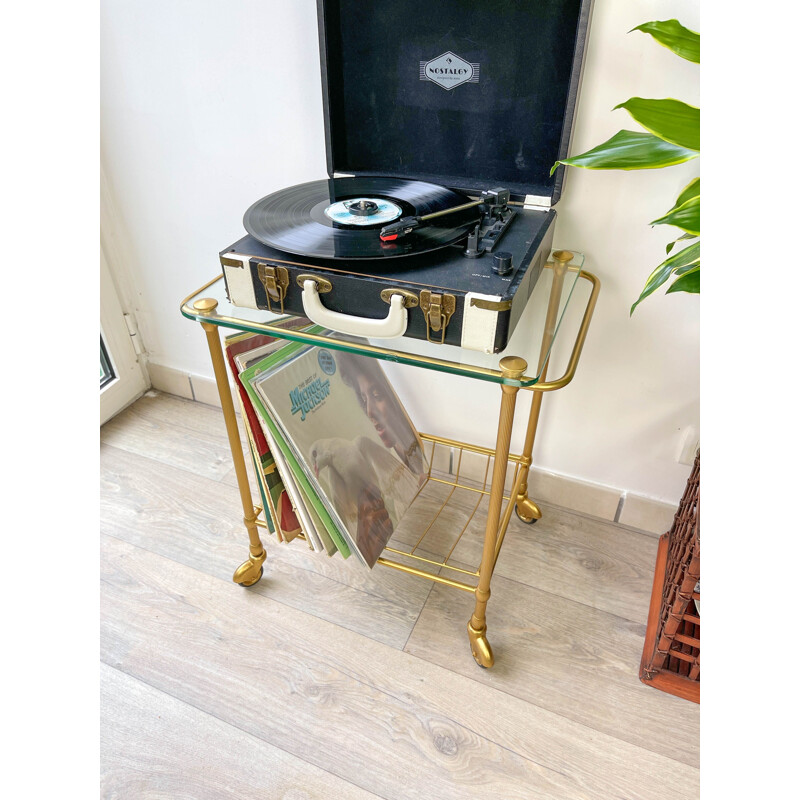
[100,0,700,505]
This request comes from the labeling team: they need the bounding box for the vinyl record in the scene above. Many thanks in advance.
[243,177,479,259]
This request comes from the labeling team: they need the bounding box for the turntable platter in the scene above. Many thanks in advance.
[243,177,480,259]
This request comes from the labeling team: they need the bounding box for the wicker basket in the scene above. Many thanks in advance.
[639,451,700,703]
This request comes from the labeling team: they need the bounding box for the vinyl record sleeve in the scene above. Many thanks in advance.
[241,339,356,561]
[225,326,310,539]
[242,339,338,555]
[239,391,310,547]
[240,396,282,541]
[259,414,332,555]
[245,343,428,568]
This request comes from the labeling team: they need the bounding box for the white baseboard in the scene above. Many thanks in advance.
[148,362,677,537]
[190,374,226,407]
[147,362,227,408]
[617,494,678,538]
[146,363,194,400]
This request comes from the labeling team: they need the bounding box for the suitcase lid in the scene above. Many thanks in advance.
[316,0,593,205]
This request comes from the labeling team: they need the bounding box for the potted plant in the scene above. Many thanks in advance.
[553,18,700,313]
[553,17,700,700]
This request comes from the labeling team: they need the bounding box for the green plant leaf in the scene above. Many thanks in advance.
[663,182,700,246]
[666,232,697,255]
[651,195,700,235]
[551,130,699,175]
[675,178,700,206]
[631,241,700,314]
[674,255,701,276]
[632,19,700,63]
[666,266,700,294]
[614,98,699,151]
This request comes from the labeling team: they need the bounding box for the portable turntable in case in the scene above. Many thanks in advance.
[221,0,592,353]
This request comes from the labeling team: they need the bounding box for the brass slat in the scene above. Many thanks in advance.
[419,432,528,464]
[409,447,464,554]
[425,474,512,500]
[401,464,433,513]
[382,547,479,578]
[376,557,477,592]
[441,456,491,566]
[389,434,525,577]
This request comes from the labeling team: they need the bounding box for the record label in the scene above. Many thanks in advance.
[324,197,402,226]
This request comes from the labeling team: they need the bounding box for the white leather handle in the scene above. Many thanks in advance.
[300,280,408,338]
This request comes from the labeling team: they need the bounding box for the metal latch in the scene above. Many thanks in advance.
[419,290,456,344]
[257,263,289,314]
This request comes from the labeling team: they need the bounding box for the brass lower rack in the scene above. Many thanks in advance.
[251,432,527,592]
[376,433,528,592]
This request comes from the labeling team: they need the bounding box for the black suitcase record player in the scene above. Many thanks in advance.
[221,0,593,353]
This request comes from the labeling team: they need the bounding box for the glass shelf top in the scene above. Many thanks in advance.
[181,251,587,388]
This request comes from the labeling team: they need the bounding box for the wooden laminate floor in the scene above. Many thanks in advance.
[100,391,700,799]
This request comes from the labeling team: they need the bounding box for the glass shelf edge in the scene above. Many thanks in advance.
[182,300,537,386]
[180,252,585,388]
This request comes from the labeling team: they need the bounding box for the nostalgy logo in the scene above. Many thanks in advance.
[290,376,331,421]
[420,51,480,91]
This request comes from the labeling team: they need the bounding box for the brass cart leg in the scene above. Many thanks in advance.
[515,250,573,524]
[195,298,266,586]
[468,356,526,668]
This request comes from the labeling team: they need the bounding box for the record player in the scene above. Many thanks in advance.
[221,0,593,353]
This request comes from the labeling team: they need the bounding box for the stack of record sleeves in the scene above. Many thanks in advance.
[225,326,428,567]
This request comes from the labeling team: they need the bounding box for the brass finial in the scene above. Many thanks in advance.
[499,355,528,379]
[193,297,219,314]
[552,250,574,265]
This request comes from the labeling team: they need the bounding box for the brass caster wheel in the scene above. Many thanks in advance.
[515,496,542,525]
[515,506,539,524]
[236,566,263,587]
[232,553,266,587]
[468,623,495,669]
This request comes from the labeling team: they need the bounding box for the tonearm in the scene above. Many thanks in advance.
[379,187,516,255]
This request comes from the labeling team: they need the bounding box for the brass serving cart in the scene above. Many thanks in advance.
[181,250,599,668]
